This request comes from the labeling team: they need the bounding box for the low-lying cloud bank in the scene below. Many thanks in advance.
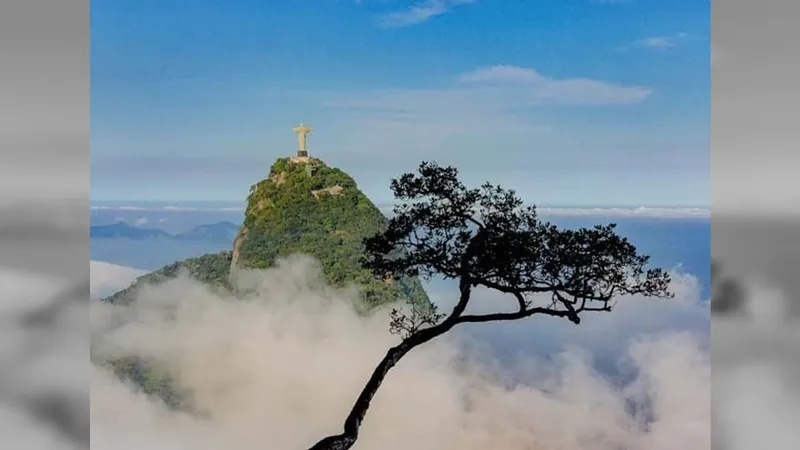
[90,256,709,450]
[90,261,147,300]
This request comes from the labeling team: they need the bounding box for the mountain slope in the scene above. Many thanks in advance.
[102,251,233,305]
[230,156,429,310]
[101,157,430,310]
[98,157,432,409]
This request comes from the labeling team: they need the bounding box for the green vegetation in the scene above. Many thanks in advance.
[103,251,233,305]
[307,161,673,450]
[98,157,431,409]
[103,158,430,310]
[97,252,233,412]
[98,357,193,410]
[236,157,429,311]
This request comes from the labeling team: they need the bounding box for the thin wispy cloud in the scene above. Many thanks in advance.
[377,0,478,28]
[618,32,692,51]
[457,65,651,104]
[323,65,650,119]
[90,261,146,299]
[308,64,652,163]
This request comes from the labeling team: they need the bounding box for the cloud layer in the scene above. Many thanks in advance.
[90,261,146,299]
[324,65,651,132]
[315,64,654,168]
[457,65,651,105]
[376,0,478,28]
[90,255,710,450]
[618,33,692,52]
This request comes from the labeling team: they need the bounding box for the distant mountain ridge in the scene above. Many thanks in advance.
[91,221,239,244]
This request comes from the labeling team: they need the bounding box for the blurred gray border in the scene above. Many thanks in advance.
[712,0,800,304]
[0,0,89,447]
[712,0,800,448]
[0,0,89,279]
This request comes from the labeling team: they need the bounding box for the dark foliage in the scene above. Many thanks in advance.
[102,251,234,306]
[236,157,430,310]
[308,161,673,450]
[99,158,432,409]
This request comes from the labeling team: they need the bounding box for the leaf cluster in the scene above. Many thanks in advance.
[363,162,673,329]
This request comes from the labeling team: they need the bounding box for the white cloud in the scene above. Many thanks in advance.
[133,217,148,226]
[319,65,651,151]
[326,66,650,116]
[90,261,146,300]
[619,33,692,51]
[377,0,478,28]
[457,65,548,84]
[431,267,709,363]
[458,65,652,104]
[90,255,709,450]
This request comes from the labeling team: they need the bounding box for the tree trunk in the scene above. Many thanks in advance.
[305,283,472,450]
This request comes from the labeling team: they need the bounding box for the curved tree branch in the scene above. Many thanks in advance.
[307,275,474,450]
[309,161,673,450]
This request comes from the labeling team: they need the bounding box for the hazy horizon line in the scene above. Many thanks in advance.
[90,202,711,219]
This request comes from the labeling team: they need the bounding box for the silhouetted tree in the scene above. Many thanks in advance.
[307,162,673,450]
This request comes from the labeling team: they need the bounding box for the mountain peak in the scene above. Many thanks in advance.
[103,156,430,312]
[230,156,429,310]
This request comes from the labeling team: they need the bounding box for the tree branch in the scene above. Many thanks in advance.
[456,306,573,324]
[314,161,673,450]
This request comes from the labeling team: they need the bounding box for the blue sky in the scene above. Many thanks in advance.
[90,0,709,207]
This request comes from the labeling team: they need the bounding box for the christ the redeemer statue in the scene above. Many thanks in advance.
[292,122,312,158]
